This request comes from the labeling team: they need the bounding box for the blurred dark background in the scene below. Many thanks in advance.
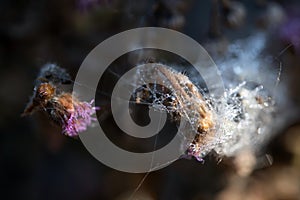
[1,0,300,199]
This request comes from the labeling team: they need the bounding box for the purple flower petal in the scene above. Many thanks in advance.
[63,99,99,137]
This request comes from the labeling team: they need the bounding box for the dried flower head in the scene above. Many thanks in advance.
[23,64,98,137]
[132,64,215,161]
[132,62,277,162]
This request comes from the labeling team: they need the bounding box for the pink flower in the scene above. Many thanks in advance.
[63,100,99,137]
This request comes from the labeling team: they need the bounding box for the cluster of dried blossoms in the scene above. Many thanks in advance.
[131,63,276,162]
[23,64,98,137]
[23,62,276,162]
